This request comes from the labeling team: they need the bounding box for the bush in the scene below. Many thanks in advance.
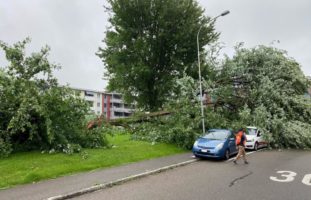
[0,136,12,158]
[81,127,110,148]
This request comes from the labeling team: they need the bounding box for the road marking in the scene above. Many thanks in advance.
[270,171,311,186]
[302,174,311,186]
[270,171,297,182]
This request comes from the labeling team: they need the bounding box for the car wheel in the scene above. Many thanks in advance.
[224,149,230,160]
[194,154,201,159]
[254,142,258,151]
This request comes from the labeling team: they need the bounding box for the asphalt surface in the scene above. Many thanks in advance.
[74,150,311,200]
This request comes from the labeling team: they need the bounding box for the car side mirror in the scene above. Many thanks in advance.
[257,131,261,137]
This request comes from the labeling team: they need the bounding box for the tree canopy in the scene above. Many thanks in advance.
[98,0,218,111]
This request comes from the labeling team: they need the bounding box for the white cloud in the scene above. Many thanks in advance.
[199,0,311,76]
[0,0,310,92]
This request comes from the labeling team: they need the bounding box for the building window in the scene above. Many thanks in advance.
[97,102,100,107]
[85,91,95,97]
[124,112,131,117]
[113,94,122,99]
[113,103,121,108]
[124,104,132,109]
[114,112,124,117]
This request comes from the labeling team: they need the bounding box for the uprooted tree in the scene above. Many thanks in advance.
[205,44,311,148]
[0,39,108,157]
[130,44,311,149]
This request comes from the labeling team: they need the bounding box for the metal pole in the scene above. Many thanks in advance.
[197,10,230,135]
[197,26,205,135]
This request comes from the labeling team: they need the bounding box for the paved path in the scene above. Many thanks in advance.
[0,153,194,200]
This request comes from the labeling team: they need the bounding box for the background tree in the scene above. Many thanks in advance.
[98,0,218,111]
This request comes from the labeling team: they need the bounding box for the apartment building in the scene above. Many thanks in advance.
[71,87,135,120]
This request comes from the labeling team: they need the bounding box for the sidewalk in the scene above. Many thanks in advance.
[0,153,195,200]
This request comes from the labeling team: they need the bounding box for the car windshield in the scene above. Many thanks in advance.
[246,128,257,135]
[203,130,229,140]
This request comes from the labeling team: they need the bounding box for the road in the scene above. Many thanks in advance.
[74,150,311,200]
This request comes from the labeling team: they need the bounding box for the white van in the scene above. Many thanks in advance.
[245,126,268,150]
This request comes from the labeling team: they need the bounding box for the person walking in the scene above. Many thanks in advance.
[233,128,249,164]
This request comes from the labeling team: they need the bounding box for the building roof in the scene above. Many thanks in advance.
[68,86,122,95]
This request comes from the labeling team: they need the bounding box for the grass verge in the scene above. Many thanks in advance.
[0,134,186,189]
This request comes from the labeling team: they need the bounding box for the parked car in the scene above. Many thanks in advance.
[192,129,238,160]
[245,126,268,151]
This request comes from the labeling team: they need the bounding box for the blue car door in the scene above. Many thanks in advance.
[228,132,237,154]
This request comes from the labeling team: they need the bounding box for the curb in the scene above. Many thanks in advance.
[46,159,197,200]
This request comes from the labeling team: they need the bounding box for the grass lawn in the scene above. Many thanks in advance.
[0,134,186,189]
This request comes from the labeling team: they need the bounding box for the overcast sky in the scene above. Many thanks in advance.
[1,0,310,91]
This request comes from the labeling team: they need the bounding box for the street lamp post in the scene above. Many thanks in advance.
[197,10,230,135]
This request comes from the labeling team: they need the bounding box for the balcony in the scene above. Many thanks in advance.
[110,106,134,113]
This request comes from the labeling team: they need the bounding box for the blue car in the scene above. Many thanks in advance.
[192,129,238,160]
